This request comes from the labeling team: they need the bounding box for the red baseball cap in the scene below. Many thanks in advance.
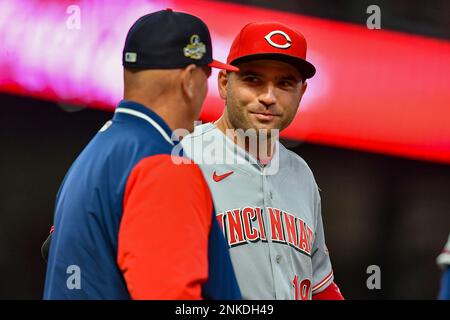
[227,22,316,79]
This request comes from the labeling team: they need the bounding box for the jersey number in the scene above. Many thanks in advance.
[292,274,311,300]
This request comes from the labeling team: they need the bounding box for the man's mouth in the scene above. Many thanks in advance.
[250,111,280,121]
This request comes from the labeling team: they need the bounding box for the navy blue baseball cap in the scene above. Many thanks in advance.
[123,9,238,71]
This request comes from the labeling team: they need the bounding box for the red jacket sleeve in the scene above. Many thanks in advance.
[117,155,213,300]
[312,282,344,300]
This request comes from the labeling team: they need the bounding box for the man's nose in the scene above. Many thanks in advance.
[258,83,276,107]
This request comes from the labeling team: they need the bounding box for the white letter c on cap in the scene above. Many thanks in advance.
[264,30,292,49]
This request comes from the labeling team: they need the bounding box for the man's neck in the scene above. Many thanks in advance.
[215,116,276,164]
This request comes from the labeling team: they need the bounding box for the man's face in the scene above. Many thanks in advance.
[219,59,307,134]
[191,65,211,125]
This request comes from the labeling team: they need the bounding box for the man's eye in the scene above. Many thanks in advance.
[280,80,295,88]
[243,76,260,83]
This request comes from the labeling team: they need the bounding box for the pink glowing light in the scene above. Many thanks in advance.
[0,0,449,164]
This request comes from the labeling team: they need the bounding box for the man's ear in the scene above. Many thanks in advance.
[218,70,229,100]
[301,81,307,96]
[296,81,308,108]
[181,64,197,101]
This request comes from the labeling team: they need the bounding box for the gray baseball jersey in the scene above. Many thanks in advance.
[180,123,335,300]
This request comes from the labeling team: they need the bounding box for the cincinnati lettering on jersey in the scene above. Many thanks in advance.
[216,207,315,256]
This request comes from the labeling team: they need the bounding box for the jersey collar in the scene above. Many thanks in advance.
[211,122,281,171]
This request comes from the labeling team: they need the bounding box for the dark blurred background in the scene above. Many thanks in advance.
[1,0,449,299]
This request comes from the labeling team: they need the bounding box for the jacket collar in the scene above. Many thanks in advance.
[114,100,175,146]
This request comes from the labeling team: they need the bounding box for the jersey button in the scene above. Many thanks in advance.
[276,255,282,263]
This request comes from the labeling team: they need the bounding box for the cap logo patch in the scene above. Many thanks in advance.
[125,52,137,63]
[183,34,206,60]
[264,30,292,49]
